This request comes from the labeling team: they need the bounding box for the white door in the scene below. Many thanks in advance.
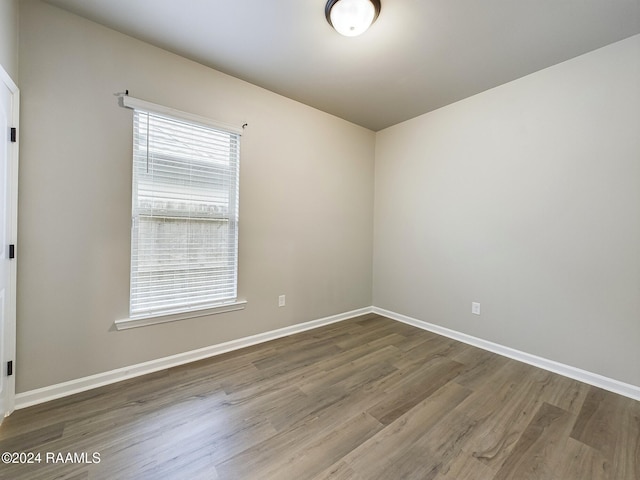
[0,66,18,422]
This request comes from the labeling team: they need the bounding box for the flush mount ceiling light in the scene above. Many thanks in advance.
[325,0,381,37]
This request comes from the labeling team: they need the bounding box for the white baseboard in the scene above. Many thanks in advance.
[15,306,374,410]
[373,307,640,401]
[16,305,639,409]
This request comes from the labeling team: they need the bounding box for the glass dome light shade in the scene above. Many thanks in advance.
[326,0,381,37]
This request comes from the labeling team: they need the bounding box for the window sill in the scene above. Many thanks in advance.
[114,300,247,331]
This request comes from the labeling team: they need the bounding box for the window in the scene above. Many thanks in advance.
[125,98,241,319]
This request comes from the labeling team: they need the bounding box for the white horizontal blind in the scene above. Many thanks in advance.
[130,108,240,318]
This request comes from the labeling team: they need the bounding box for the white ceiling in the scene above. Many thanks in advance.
[44,0,640,131]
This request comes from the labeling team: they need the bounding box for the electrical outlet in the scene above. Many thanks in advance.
[472,302,481,315]
[278,295,286,307]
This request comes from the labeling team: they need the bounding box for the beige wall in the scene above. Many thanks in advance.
[374,35,640,387]
[0,0,19,80]
[17,0,374,392]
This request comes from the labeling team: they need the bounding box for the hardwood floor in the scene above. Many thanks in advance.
[0,314,638,479]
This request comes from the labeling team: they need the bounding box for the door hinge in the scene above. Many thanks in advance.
[8,244,14,259]
[7,361,12,376]
[10,127,16,143]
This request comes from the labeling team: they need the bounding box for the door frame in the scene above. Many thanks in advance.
[0,64,19,420]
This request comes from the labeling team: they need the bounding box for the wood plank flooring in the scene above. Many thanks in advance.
[0,314,638,479]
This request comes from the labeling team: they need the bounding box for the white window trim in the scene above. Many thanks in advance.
[115,300,247,331]
[116,95,246,329]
